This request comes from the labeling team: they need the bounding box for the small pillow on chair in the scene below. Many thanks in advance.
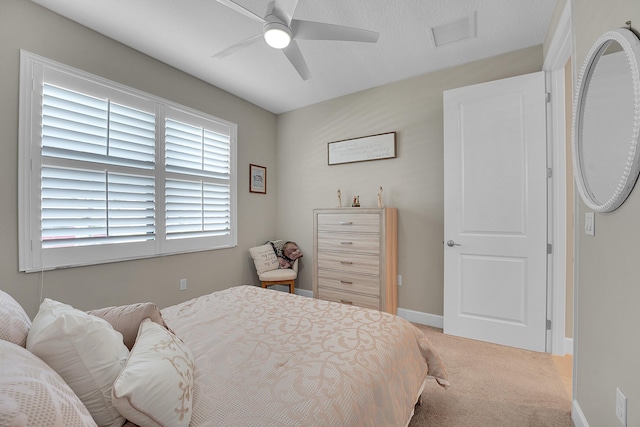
[249,244,280,275]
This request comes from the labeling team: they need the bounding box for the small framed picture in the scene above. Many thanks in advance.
[249,164,267,194]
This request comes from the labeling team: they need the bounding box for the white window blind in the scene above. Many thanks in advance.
[41,84,157,249]
[41,167,156,248]
[19,51,237,272]
[164,116,232,239]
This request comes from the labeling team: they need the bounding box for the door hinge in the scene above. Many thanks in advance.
[547,243,552,254]
[545,92,551,103]
[546,319,552,330]
[547,168,552,178]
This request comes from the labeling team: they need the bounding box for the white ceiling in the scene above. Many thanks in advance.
[31,0,557,114]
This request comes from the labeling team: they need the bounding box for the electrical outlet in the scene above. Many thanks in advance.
[616,387,627,426]
[397,275,402,286]
[179,278,187,291]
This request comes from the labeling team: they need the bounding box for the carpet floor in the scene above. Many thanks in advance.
[408,325,573,427]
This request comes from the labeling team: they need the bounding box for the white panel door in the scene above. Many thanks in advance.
[443,72,547,352]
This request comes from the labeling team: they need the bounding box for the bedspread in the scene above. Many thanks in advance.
[161,285,447,426]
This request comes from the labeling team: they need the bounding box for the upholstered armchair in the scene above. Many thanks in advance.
[249,243,299,294]
[258,258,298,294]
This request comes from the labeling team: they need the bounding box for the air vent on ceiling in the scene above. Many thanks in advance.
[430,11,477,47]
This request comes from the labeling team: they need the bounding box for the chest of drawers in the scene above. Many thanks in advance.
[312,208,398,314]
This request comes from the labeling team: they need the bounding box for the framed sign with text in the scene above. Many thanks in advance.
[328,132,396,165]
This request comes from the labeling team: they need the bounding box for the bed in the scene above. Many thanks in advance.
[0,285,447,427]
[161,285,449,426]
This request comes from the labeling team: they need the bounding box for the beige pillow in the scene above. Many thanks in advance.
[88,302,168,350]
[27,298,128,427]
[249,243,279,274]
[0,290,32,347]
[0,339,97,427]
[112,319,195,427]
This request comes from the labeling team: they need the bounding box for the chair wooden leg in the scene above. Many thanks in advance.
[261,280,295,294]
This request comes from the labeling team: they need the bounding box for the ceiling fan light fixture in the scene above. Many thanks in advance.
[264,21,291,49]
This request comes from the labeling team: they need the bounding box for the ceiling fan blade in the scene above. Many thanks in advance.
[212,34,263,59]
[271,0,299,25]
[291,19,379,43]
[282,40,311,80]
[215,0,266,23]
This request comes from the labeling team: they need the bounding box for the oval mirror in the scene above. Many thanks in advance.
[573,28,640,212]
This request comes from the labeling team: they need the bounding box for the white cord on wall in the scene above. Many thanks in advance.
[39,268,44,304]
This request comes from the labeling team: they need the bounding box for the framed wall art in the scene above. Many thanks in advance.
[249,164,267,194]
[328,132,396,165]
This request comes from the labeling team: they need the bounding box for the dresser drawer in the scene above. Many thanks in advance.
[317,252,379,275]
[317,272,380,296]
[317,213,380,233]
[318,288,380,311]
[317,232,380,254]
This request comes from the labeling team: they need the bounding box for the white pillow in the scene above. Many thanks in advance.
[0,339,98,427]
[0,289,32,347]
[112,318,195,427]
[249,243,279,274]
[26,298,128,427]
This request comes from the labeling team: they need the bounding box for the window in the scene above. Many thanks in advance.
[19,51,237,272]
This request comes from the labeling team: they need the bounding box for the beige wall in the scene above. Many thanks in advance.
[276,46,543,314]
[572,0,640,425]
[0,0,278,317]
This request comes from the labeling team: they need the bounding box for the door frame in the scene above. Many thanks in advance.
[542,0,572,356]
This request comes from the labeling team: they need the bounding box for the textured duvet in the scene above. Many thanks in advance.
[161,285,448,426]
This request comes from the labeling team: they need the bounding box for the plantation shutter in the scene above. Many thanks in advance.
[165,117,232,239]
[41,83,156,248]
[19,52,237,272]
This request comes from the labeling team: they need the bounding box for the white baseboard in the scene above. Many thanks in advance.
[295,288,313,298]
[572,400,589,427]
[565,337,574,355]
[396,308,443,328]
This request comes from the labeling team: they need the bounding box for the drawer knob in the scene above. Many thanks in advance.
[340,280,353,285]
[340,241,353,245]
[340,261,353,265]
[339,221,353,225]
[340,299,353,305]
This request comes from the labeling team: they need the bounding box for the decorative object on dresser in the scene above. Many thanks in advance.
[313,207,398,314]
[377,186,384,207]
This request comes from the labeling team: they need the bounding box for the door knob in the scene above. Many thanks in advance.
[446,240,461,247]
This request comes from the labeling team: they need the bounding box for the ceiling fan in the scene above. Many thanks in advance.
[213,0,380,80]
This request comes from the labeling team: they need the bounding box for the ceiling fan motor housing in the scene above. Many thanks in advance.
[263,14,292,49]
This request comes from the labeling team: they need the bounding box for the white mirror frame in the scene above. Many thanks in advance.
[572,28,640,212]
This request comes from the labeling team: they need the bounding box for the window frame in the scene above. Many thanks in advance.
[18,50,237,272]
